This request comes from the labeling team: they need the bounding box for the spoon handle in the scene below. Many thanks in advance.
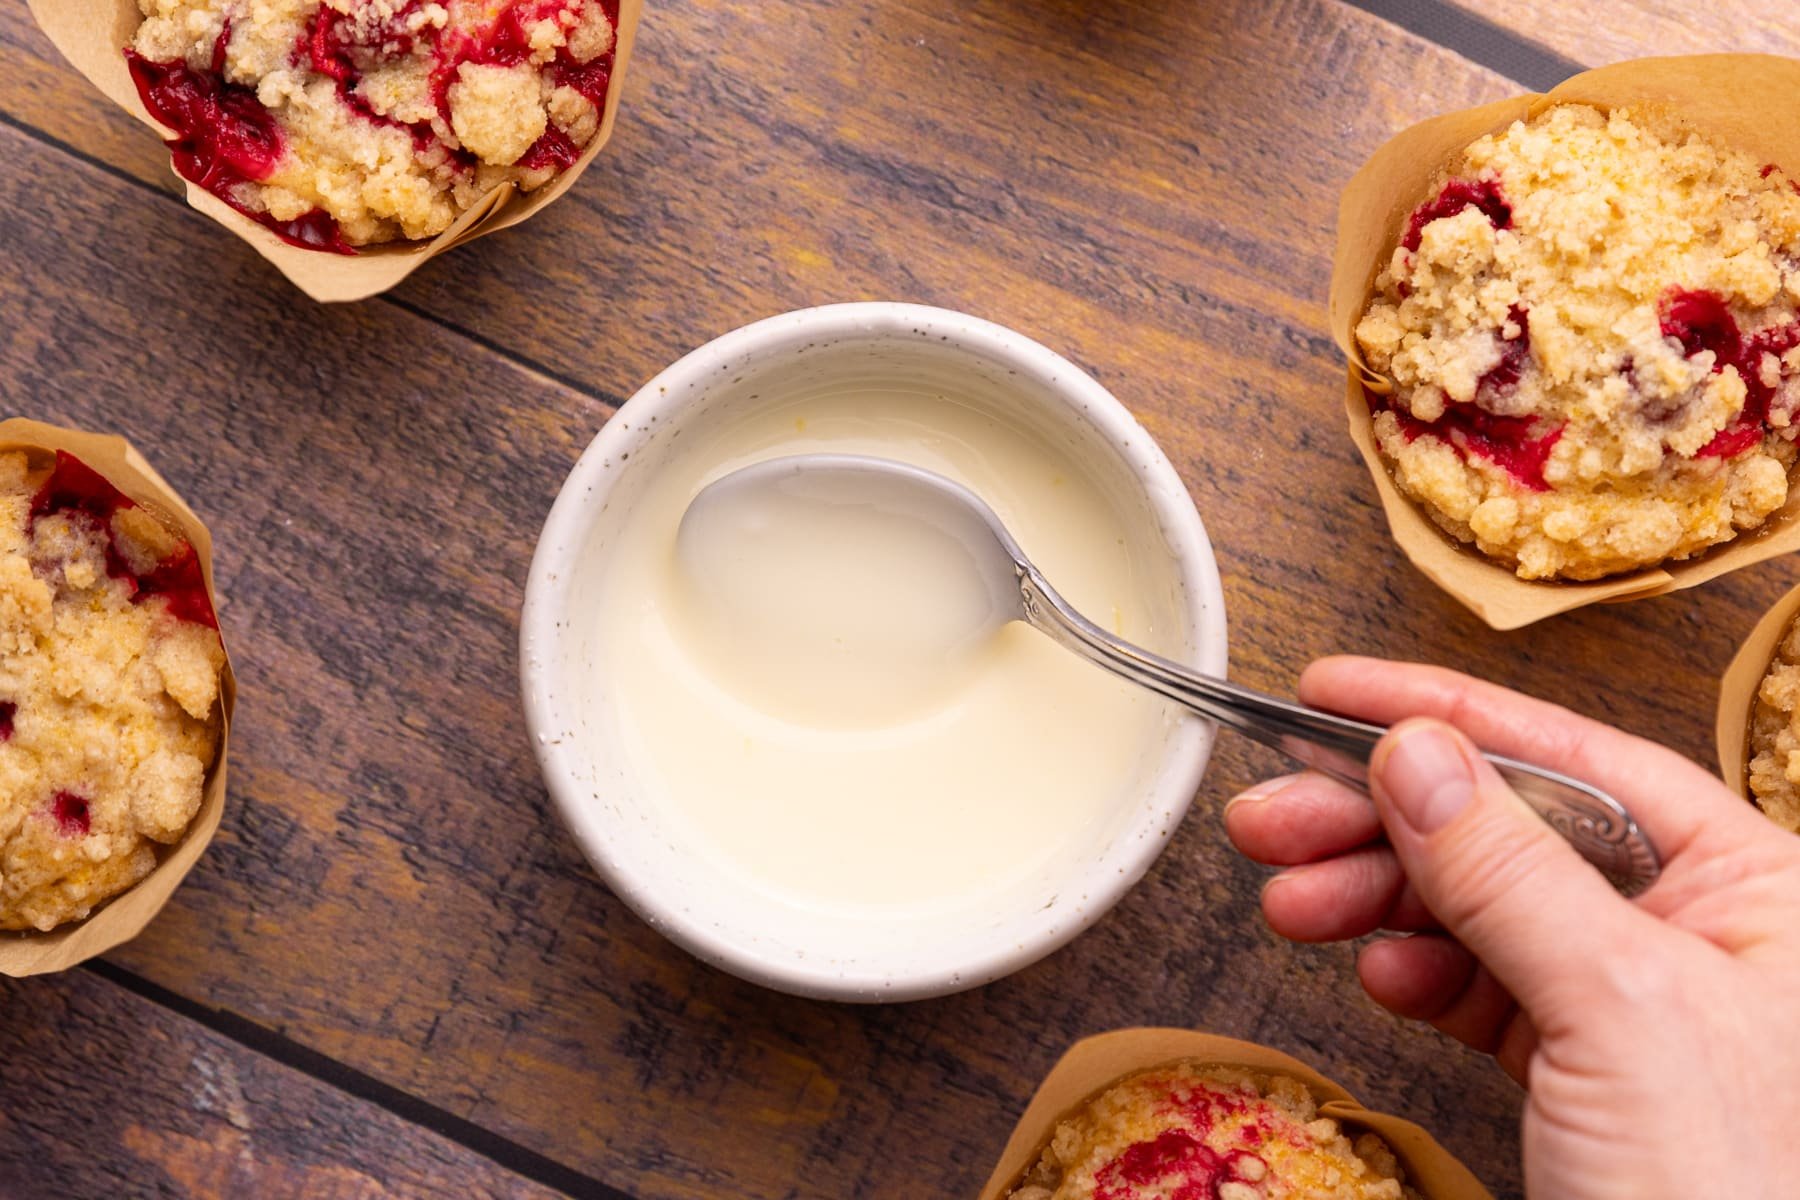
[1016,567,1662,897]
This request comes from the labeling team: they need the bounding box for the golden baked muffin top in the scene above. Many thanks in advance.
[127,0,618,249]
[1356,103,1800,580]
[1008,1062,1419,1200]
[0,449,225,932]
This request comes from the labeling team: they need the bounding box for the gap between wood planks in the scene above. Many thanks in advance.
[5,5,1580,1198]
[0,99,633,1200]
[83,960,633,1200]
[0,106,626,416]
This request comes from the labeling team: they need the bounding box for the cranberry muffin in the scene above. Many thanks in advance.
[127,0,619,250]
[1747,612,1800,832]
[0,449,225,932]
[1008,1062,1420,1200]
[1355,104,1800,580]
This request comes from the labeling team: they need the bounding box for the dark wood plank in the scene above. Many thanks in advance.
[1447,0,1800,67]
[0,969,560,1199]
[3,3,1791,1200]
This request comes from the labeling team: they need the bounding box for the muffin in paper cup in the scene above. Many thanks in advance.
[1329,55,1800,631]
[979,1028,1493,1200]
[1717,579,1800,826]
[0,418,235,977]
[27,0,643,303]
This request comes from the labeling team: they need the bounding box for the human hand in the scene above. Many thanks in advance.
[1224,657,1800,1200]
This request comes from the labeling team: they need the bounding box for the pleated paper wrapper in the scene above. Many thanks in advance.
[0,418,235,976]
[978,1028,1493,1200]
[1716,579,1800,800]
[1329,55,1800,631]
[28,0,642,303]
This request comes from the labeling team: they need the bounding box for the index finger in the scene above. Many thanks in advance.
[1298,656,1762,865]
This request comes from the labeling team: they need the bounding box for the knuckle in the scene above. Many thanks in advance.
[1588,948,1684,1008]
[1438,674,1604,772]
[1534,943,1690,1033]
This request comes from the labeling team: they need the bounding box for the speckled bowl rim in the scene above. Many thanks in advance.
[520,302,1228,1001]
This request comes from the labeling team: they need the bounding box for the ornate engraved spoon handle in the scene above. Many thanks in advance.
[1017,566,1662,898]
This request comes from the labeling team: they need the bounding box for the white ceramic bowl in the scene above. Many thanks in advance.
[521,303,1227,1001]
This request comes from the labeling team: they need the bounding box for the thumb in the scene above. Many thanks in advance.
[1369,718,1653,1018]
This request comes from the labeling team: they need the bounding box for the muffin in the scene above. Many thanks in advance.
[125,0,619,250]
[1746,611,1800,832]
[0,448,225,932]
[1355,103,1800,581]
[1008,1061,1420,1200]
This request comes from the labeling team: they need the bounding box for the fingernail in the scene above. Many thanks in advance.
[1376,724,1475,835]
[1260,866,1306,899]
[1224,774,1302,815]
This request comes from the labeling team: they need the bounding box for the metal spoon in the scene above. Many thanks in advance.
[685,454,1663,896]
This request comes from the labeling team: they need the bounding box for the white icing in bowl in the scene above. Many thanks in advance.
[521,303,1227,1001]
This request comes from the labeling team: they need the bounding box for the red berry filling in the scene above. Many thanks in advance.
[1660,288,1740,363]
[517,125,581,172]
[28,451,218,630]
[125,50,281,185]
[51,792,91,838]
[299,4,443,153]
[1095,1129,1269,1200]
[430,1,620,169]
[125,22,354,254]
[1373,306,1563,491]
[1762,163,1800,196]
[1382,396,1565,494]
[551,52,614,110]
[0,701,14,742]
[1659,287,1800,458]
[1402,177,1512,252]
[125,2,619,248]
[1479,305,1533,398]
[305,1,425,83]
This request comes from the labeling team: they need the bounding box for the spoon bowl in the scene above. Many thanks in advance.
[678,455,1023,717]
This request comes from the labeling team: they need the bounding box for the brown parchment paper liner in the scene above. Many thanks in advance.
[1329,55,1800,631]
[978,1028,1493,1200]
[27,0,642,303]
[1715,580,1800,799]
[0,418,235,977]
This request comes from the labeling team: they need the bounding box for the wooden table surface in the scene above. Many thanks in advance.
[1,3,1795,1197]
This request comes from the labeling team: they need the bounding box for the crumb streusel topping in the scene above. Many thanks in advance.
[0,450,225,932]
[127,0,618,250]
[1008,1062,1418,1200]
[1748,613,1800,833]
[1355,104,1800,580]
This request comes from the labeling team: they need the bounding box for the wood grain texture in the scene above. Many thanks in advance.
[1,2,1795,1199]
[1447,0,1800,67]
[0,969,558,1199]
